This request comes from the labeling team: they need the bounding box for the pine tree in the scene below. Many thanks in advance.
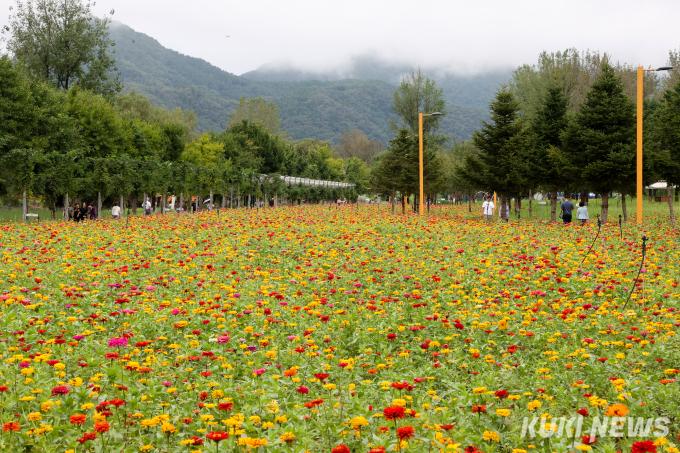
[647,82,680,222]
[562,62,636,222]
[526,84,570,221]
[459,87,531,218]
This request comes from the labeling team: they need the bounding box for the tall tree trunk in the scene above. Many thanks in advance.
[468,190,472,212]
[550,188,558,222]
[621,193,628,222]
[120,195,124,216]
[143,192,147,215]
[162,193,166,214]
[222,191,226,209]
[516,196,521,214]
[22,189,27,221]
[668,185,675,222]
[601,192,609,223]
[210,188,213,210]
[97,191,102,219]
[132,193,137,215]
[64,193,69,220]
[179,193,183,214]
[581,190,588,206]
[528,189,532,217]
[230,185,233,209]
[391,190,395,214]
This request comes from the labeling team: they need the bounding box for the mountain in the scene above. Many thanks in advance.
[242,55,513,111]
[109,23,507,144]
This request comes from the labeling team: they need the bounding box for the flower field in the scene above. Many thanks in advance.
[1,205,679,453]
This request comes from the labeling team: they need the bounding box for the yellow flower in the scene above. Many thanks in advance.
[140,446,153,452]
[349,416,369,428]
[473,387,487,395]
[279,432,296,444]
[496,409,511,417]
[483,431,500,442]
[28,412,42,421]
[527,400,541,411]
[161,422,176,434]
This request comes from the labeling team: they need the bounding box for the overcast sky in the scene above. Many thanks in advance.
[1,0,679,76]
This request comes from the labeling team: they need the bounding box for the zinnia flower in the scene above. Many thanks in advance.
[632,441,657,453]
[331,445,351,453]
[383,406,406,420]
[94,421,110,433]
[397,425,416,441]
[70,414,87,425]
[206,431,229,443]
[51,385,69,396]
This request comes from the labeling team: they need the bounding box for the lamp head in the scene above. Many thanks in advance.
[657,66,673,71]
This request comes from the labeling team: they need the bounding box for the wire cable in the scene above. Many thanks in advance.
[621,236,648,312]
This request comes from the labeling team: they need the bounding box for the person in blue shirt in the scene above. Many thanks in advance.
[560,197,574,224]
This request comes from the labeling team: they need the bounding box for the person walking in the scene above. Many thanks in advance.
[143,197,152,216]
[560,196,574,224]
[481,196,495,223]
[112,202,121,219]
[576,201,589,226]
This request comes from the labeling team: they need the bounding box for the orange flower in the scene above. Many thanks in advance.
[94,421,110,433]
[283,368,298,377]
[3,422,20,432]
[70,414,87,425]
[604,404,630,417]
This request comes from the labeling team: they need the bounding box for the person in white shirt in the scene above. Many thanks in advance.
[112,202,121,219]
[481,196,495,222]
[143,198,152,216]
[576,201,589,226]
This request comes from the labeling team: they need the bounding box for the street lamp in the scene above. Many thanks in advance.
[637,65,672,224]
[418,112,442,215]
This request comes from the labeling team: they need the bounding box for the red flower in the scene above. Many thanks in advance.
[51,385,69,396]
[297,386,309,394]
[369,448,387,453]
[387,333,397,340]
[304,398,324,408]
[507,345,518,353]
[495,390,508,399]
[582,435,597,445]
[463,446,482,453]
[218,402,233,411]
[397,425,416,441]
[189,436,204,445]
[3,422,20,432]
[391,382,410,390]
[0,386,9,392]
[472,405,486,413]
[331,445,351,453]
[314,373,330,381]
[577,407,589,417]
[206,431,229,443]
[383,406,406,420]
[76,432,97,443]
[441,424,455,430]
[632,441,657,453]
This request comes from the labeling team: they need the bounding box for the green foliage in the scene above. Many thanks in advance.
[390,68,447,139]
[181,133,223,168]
[646,82,680,187]
[3,0,121,97]
[459,87,531,198]
[108,24,488,144]
[227,96,281,136]
[561,64,636,194]
[66,87,132,158]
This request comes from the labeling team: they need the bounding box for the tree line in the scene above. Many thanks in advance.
[370,53,680,224]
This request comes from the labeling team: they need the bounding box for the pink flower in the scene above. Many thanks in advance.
[253,368,266,376]
[108,338,128,348]
[217,336,230,344]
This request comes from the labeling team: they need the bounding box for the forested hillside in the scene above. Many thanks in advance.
[110,23,502,143]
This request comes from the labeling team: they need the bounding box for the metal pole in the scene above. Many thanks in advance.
[419,113,424,216]
[637,66,643,225]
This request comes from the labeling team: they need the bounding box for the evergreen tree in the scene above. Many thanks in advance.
[562,62,636,222]
[459,87,531,218]
[526,84,570,221]
[647,82,680,222]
